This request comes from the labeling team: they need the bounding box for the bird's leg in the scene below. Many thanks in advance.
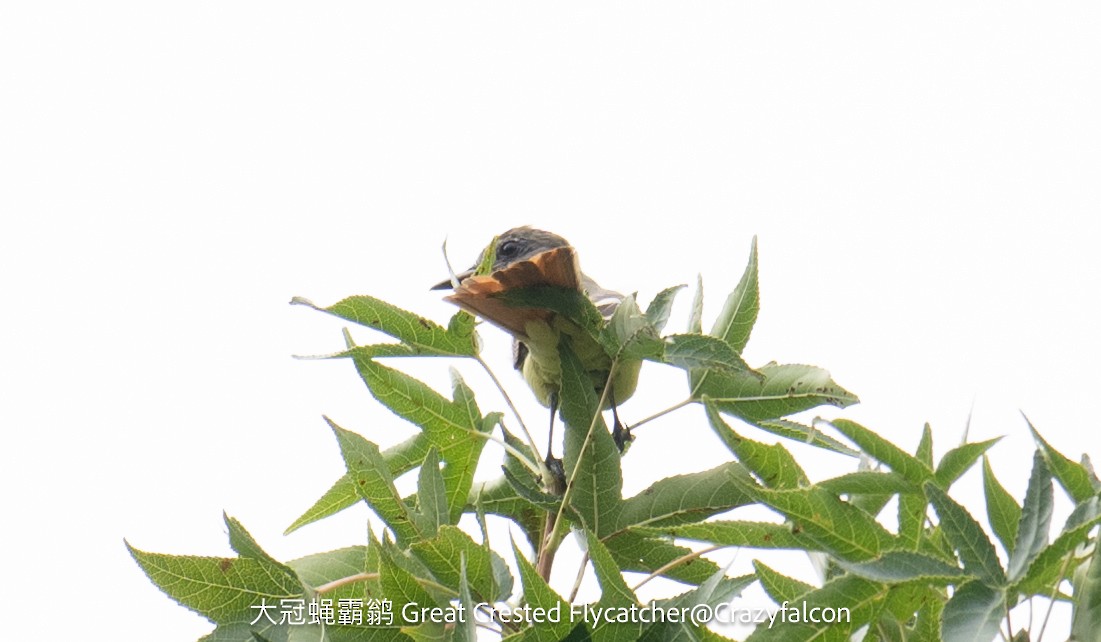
[610,388,634,453]
[543,392,566,495]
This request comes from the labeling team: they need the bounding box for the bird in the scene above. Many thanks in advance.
[431,227,641,471]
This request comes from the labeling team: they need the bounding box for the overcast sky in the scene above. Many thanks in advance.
[3,3,1099,640]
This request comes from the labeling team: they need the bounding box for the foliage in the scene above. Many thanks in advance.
[131,239,1100,642]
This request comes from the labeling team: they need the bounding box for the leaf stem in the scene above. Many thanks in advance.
[568,551,590,603]
[628,398,692,431]
[631,544,725,591]
[475,355,543,463]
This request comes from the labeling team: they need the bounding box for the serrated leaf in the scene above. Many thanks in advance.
[453,556,478,642]
[916,423,934,467]
[378,546,445,627]
[616,461,755,531]
[225,515,298,585]
[1015,510,1101,595]
[639,571,755,642]
[585,530,637,609]
[660,334,754,374]
[747,574,889,641]
[754,418,859,456]
[1028,418,1096,503]
[287,546,369,598]
[410,525,513,603]
[331,420,421,544]
[940,581,1006,642]
[645,285,686,333]
[604,531,721,586]
[1071,537,1101,642]
[818,472,920,496]
[128,543,303,625]
[934,438,1001,489]
[687,274,704,334]
[512,540,573,642]
[752,486,896,561]
[292,295,476,356]
[1007,451,1053,581]
[640,521,819,551]
[898,492,927,551]
[705,405,808,489]
[709,236,758,353]
[753,561,814,604]
[982,457,1022,554]
[830,419,932,485]
[414,448,448,537]
[352,358,491,524]
[693,363,858,422]
[602,293,664,360]
[287,433,431,535]
[837,551,965,584]
[924,483,1006,586]
[559,340,623,537]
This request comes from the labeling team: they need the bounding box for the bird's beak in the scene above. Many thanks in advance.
[430,268,475,291]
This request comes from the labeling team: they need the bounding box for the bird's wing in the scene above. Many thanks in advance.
[445,246,581,339]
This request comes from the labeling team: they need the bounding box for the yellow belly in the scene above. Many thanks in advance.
[520,318,641,409]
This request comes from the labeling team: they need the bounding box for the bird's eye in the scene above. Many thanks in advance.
[497,240,519,258]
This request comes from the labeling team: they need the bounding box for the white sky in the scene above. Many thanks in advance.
[3,3,1099,640]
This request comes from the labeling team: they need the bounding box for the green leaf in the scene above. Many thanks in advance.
[286,474,360,535]
[639,570,755,642]
[602,293,664,360]
[916,423,934,467]
[898,492,927,551]
[687,274,704,335]
[410,525,513,604]
[934,438,1001,489]
[604,531,721,586]
[753,418,859,457]
[693,363,858,422]
[818,472,919,496]
[1028,418,1097,503]
[830,419,932,485]
[1015,507,1101,595]
[924,483,1006,586]
[331,420,421,544]
[453,556,478,642]
[1007,451,1053,582]
[644,285,685,334]
[286,433,432,535]
[292,295,476,356]
[585,530,637,609]
[616,461,755,531]
[559,340,624,537]
[127,543,303,625]
[705,404,808,489]
[378,546,445,627]
[352,358,491,523]
[500,286,604,338]
[225,515,298,583]
[287,546,369,597]
[747,574,889,641]
[753,561,814,604]
[640,521,820,551]
[512,540,574,642]
[660,334,754,375]
[940,581,1006,642]
[837,551,966,584]
[752,486,897,561]
[982,457,1022,554]
[414,448,448,537]
[1071,536,1101,642]
[709,236,759,353]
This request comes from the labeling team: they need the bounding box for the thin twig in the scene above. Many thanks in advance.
[476,355,542,462]
[631,544,725,591]
[1036,552,1076,641]
[627,398,692,431]
[568,551,591,603]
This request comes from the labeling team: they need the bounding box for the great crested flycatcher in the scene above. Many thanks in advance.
[432,226,641,459]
